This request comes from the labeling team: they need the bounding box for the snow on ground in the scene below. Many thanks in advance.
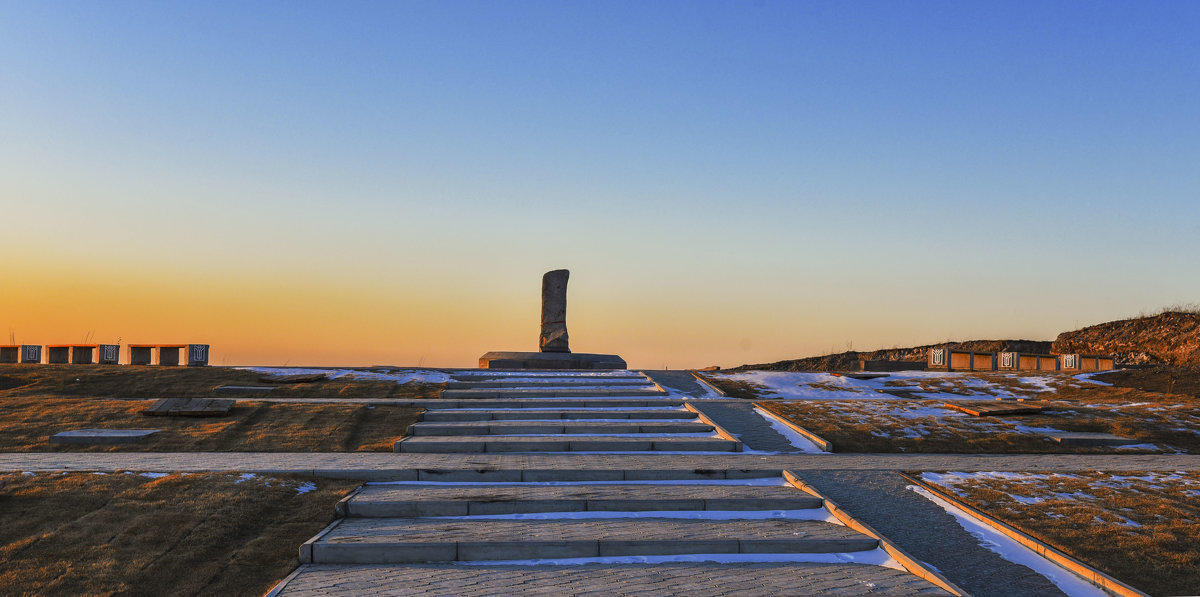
[240,367,451,384]
[714,370,1076,401]
[908,484,1109,597]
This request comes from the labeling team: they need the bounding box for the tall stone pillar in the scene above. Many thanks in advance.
[540,269,570,353]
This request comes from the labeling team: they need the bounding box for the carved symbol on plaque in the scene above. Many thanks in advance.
[931,349,945,366]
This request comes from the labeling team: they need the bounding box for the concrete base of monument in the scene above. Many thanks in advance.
[478,351,628,370]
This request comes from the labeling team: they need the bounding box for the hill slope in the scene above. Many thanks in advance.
[734,340,1052,372]
[1052,311,1200,366]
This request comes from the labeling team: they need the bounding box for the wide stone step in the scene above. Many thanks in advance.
[409,421,714,436]
[446,379,654,389]
[393,436,741,453]
[442,388,668,399]
[419,408,694,422]
[345,483,824,517]
[418,398,686,409]
[450,372,646,382]
[277,562,952,596]
[302,518,878,564]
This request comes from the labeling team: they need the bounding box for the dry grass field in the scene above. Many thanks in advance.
[759,387,1199,453]
[0,472,359,596]
[916,470,1200,596]
[0,364,444,400]
[0,395,421,452]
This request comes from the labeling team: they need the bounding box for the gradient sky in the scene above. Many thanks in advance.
[2,1,1198,368]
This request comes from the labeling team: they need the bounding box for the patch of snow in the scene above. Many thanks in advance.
[1112,443,1161,451]
[456,549,904,570]
[1011,495,1045,505]
[1073,372,1112,386]
[908,485,1110,597]
[1017,377,1057,392]
[295,482,317,495]
[139,472,169,479]
[753,407,827,453]
[1012,424,1065,434]
[22,471,35,476]
[234,473,257,484]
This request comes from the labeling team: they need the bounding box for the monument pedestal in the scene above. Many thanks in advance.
[479,351,627,370]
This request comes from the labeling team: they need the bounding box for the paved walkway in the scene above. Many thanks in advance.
[685,401,798,452]
[5,452,1196,476]
[799,470,1065,597]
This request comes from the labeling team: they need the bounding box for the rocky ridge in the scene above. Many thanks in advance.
[735,311,1200,371]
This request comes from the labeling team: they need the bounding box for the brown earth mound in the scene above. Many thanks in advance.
[1053,311,1200,366]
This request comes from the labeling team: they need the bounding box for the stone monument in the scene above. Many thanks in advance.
[540,269,570,352]
[479,269,626,369]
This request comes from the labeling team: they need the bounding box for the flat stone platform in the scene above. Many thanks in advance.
[275,562,951,596]
[478,351,627,370]
[49,429,160,444]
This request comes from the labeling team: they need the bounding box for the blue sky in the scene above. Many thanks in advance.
[2,1,1198,367]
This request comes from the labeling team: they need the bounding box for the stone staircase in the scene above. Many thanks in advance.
[273,370,957,595]
[394,370,743,453]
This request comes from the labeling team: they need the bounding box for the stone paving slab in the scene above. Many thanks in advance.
[419,409,694,422]
[642,370,724,398]
[394,436,739,454]
[307,518,878,563]
[275,562,951,596]
[346,483,823,517]
[409,421,714,436]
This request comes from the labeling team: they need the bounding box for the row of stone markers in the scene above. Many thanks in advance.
[0,343,209,365]
[272,370,958,595]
